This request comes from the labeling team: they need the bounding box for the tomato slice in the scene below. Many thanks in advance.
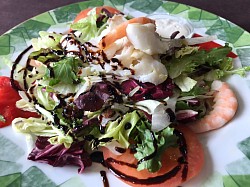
[0,76,39,128]
[193,33,237,58]
[73,6,121,23]
[102,126,204,187]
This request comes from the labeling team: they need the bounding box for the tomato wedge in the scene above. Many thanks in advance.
[73,6,121,23]
[0,76,39,128]
[102,126,204,187]
[193,33,237,58]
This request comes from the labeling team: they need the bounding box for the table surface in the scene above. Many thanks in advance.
[0,0,250,35]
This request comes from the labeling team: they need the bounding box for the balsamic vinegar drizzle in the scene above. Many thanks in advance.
[10,45,33,91]
[174,129,188,181]
[115,147,126,154]
[106,159,181,185]
[22,58,30,90]
[100,171,109,187]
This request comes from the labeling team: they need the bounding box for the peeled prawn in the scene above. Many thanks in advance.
[98,17,155,49]
[187,80,238,133]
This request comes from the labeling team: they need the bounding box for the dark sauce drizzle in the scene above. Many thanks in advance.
[174,129,188,181]
[100,171,109,187]
[10,45,33,91]
[22,58,31,90]
[115,147,126,154]
[84,135,113,149]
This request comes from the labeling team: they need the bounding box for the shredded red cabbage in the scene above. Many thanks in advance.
[28,137,92,173]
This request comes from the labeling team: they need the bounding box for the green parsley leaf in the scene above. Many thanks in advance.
[50,57,80,85]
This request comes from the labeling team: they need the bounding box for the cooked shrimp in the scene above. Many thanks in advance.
[186,80,238,133]
[98,17,155,49]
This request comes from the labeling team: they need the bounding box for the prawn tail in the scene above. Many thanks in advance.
[185,80,238,133]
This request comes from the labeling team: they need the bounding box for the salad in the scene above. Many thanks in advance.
[1,5,249,187]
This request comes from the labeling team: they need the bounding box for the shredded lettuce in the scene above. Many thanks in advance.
[70,8,99,42]
[31,31,62,51]
[175,46,199,58]
[174,75,197,92]
[36,86,59,110]
[12,117,73,148]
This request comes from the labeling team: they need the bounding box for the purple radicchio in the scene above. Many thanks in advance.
[121,78,175,101]
[74,82,123,112]
[176,109,199,123]
[28,137,92,173]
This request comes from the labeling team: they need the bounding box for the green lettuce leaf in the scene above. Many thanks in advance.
[38,79,83,95]
[180,84,208,97]
[134,121,177,172]
[204,66,250,81]
[166,45,233,79]
[99,111,140,148]
[16,91,37,112]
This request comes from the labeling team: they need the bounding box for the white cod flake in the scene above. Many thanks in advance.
[155,18,193,38]
[126,23,170,55]
[104,37,131,59]
[113,45,135,68]
[132,54,168,85]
